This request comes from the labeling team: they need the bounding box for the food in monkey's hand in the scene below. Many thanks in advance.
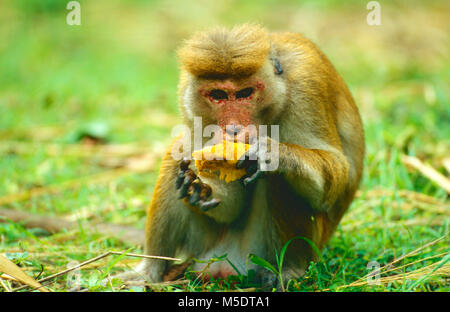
[192,141,251,183]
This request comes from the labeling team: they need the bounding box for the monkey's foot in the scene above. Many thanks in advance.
[176,158,221,211]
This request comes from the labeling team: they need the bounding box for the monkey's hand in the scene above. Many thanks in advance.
[237,136,279,186]
[236,139,267,186]
[176,158,221,212]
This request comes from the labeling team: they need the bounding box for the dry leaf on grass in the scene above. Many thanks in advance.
[0,254,49,292]
[442,158,450,175]
[402,155,450,193]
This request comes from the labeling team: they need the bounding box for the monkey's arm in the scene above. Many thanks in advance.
[136,139,193,282]
[276,142,350,211]
[239,138,350,212]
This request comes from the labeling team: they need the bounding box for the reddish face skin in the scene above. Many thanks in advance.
[198,79,266,143]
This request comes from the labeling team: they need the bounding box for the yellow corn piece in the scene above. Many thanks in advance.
[192,141,251,183]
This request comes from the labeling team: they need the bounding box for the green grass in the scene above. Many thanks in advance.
[0,0,449,292]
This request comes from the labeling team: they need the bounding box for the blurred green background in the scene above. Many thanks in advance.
[0,0,448,291]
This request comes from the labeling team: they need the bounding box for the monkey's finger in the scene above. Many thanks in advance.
[237,156,252,169]
[188,182,202,206]
[180,158,191,171]
[176,159,192,189]
[236,152,258,169]
[239,161,258,184]
[175,171,185,189]
[199,198,221,212]
[189,191,201,206]
[243,169,263,186]
[178,173,195,199]
[199,183,212,200]
[178,182,190,199]
[245,161,258,176]
[237,144,259,169]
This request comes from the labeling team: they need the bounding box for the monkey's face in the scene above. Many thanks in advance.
[197,77,262,143]
[192,63,283,144]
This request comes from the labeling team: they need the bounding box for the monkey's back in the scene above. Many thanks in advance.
[270,31,365,246]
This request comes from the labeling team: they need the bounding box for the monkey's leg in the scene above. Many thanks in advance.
[139,158,247,281]
[136,155,197,283]
[106,144,193,285]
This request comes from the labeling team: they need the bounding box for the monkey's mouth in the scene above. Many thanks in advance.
[224,133,249,144]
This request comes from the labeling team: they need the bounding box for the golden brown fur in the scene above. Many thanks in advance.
[114,24,364,285]
[178,24,271,78]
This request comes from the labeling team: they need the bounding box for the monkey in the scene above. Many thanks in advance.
[112,24,365,286]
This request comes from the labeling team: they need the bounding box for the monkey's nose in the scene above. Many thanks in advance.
[225,124,243,135]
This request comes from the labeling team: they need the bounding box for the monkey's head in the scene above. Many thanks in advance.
[178,24,287,144]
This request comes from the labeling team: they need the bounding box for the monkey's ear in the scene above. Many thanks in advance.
[272,58,283,75]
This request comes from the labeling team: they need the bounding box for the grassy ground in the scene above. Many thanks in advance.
[0,0,448,292]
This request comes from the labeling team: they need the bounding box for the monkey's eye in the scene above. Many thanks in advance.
[235,87,254,99]
[209,89,228,101]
